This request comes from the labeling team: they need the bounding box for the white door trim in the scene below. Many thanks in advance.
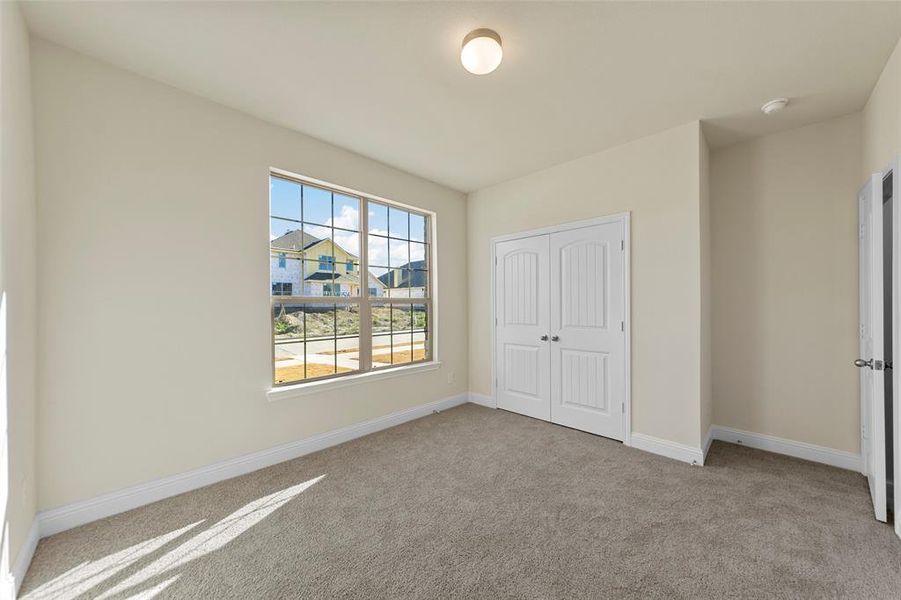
[489,213,632,446]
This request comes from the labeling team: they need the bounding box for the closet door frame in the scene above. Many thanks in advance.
[488,212,632,446]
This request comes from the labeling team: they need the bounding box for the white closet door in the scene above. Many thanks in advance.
[549,223,625,440]
[495,235,551,420]
[858,174,887,522]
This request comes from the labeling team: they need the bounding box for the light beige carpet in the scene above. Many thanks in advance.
[20,404,901,599]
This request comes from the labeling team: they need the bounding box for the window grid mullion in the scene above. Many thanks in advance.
[359,198,373,372]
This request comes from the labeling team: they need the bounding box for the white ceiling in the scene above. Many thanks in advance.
[22,1,901,192]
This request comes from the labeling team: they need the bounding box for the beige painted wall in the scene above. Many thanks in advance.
[699,130,712,441]
[467,122,706,448]
[1,0,38,578]
[710,113,862,453]
[31,39,468,510]
[863,38,901,177]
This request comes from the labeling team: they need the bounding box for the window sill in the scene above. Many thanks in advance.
[266,361,442,402]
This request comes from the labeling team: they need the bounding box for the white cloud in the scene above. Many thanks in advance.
[329,205,359,231]
[333,229,360,256]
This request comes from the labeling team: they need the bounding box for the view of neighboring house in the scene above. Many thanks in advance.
[270,229,387,297]
[378,259,428,298]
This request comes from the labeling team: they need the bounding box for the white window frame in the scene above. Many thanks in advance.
[267,168,439,401]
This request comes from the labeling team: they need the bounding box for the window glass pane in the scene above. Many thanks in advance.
[413,304,428,332]
[273,304,305,341]
[303,305,337,378]
[368,202,388,234]
[331,231,360,298]
[271,217,302,241]
[371,334,392,367]
[303,185,332,226]
[368,267,388,298]
[391,304,413,333]
[391,304,412,333]
[270,177,302,221]
[371,303,391,334]
[333,194,360,231]
[388,206,409,239]
[384,269,410,298]
[273,304,306,384]
[336,305,360,336]
[409,212,426,243]
[410,270,428,298]
[412,304,428,362]
[304,304,335,338]
[335,305,361,372]
[334,230,360,258]
[391,332,414,364]
[410,241,426,264]
[302,260,338,297]
[368,235,389,267]
[389,239,409,269]
[270,254,302,297]
[303,223,331,247]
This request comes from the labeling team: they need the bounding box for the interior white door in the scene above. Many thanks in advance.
[859,173,887,522]
[495,235,551,420]
[549,224,625,440]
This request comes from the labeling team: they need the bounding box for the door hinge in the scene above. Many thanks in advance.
[620,321,624,331]
[621,402,625,412]
[621,240,625,250]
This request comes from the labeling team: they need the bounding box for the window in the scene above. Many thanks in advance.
[272,282,293,296]
[319,255,334,271]
[270,172,432,386]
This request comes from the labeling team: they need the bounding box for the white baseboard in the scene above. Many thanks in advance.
[37,393,469,538]
[710,425,861,472]
[702,426,714,462]
[629,433,705,466]
[468,392,495,408]
[11,518,39,595]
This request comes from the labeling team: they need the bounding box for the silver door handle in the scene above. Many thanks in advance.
[854,358,873,368]
[551,335,560,342]
[540,335,549,341]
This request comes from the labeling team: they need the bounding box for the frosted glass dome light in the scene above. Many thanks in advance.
[461,29,503,75]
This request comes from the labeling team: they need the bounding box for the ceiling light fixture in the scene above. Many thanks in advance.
[461,28,503,75]
[761,98,789,115]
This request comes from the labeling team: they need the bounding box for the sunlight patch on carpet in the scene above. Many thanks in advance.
[94,475,325,599]
[23,521,203,600]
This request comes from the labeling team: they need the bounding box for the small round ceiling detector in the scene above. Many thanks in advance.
[461,28,503,75]
[761,98,789,115]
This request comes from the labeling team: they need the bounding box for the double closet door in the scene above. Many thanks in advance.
[494,220,627,441]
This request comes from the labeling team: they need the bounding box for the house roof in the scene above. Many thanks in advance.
[271,229,359,261]
[305,272,360,284]
[378,261,427,288]
[305,272,341,281]
[270,229,320,252]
